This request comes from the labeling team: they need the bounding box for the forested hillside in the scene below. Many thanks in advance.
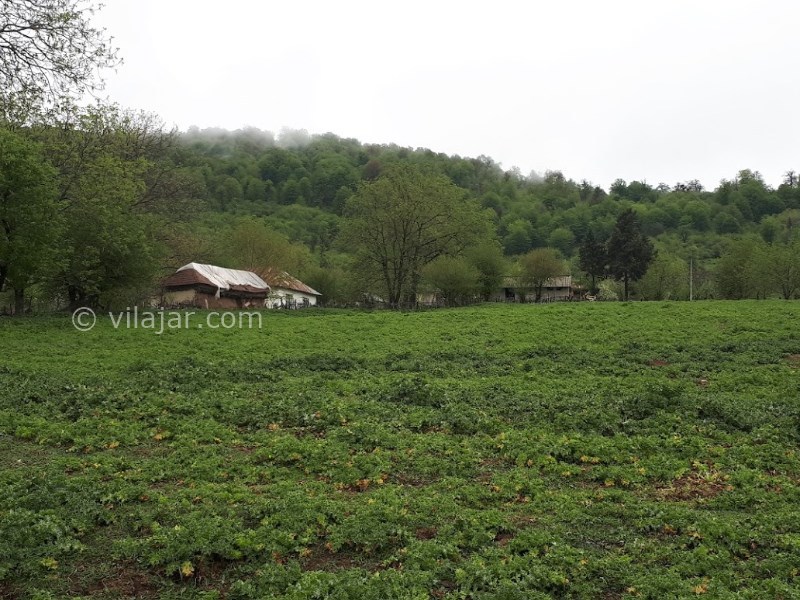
[174,127,800,302]
[3,118,800,312]
[185,126,800,253]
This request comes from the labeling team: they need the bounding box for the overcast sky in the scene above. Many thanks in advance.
[94,0,800,190]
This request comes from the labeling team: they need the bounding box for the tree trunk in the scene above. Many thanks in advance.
[14,287,24,316]
[623,275,629,301]
[388,282,402,309]
[408,271,421,309]
[68,285,80,310]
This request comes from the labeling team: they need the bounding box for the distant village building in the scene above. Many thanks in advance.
[259,268,322,308]
[162,263,271,309]
[493,275,575,302]
[162,263,322,309]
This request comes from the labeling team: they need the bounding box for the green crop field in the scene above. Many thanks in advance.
[1,302,799,599]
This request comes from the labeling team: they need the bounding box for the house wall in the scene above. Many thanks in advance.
[163,289,196,306]
[164,289,267,309]
[490,288,519,302]
[491,287,573,302]
[267,287,318,308]
[540,287,572,301]
[200,294,246,309]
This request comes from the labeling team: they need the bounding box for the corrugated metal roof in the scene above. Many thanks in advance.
[259,268,321,296]
[166,263,270,293]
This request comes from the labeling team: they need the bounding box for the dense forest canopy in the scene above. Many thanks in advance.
[3,118,800,311]
[178,125,800,252]
[168,126,800,299]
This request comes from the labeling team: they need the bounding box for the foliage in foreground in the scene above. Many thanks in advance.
[0,302,799,598]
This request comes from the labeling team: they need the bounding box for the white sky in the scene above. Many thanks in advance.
[94,0,800,190]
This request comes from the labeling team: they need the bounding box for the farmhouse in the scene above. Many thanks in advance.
[161,263,271,309]
[259,268,321,308]
[494,275,575,302]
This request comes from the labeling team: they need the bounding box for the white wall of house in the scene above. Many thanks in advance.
[267,287,318,308]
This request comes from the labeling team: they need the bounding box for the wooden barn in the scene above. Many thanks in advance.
[161,263,271,309]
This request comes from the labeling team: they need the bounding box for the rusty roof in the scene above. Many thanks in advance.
[162,268,216,288]
[258,268,321,296]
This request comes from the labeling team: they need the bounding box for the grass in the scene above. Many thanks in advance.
[0,301,799,599]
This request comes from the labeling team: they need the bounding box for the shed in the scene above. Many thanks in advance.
[493,275,574,302]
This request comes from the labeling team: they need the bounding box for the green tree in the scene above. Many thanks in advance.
[607,208,655,300]
[518,247,565,302]
[59,155,158,309]
[0,0,120,114]
[243,177,266,203]
[0,128,60,314]
[547,227,575,256]
[713,206,743,234]
[465,240,506,300]
[577,230,607,294]
[421,256,480,306]
[502,218,533,255]
[300,262,362,307]
[28,106,197,308]
[636,253,687,300]
[760,217,781,244]
[257,148,307,187]
[682,200,711,231]
[714,238,764,299]
[311,154,358,209]
[341,165,490,308]
[763,241,800,299]
[217,176,243,207]
[219,217,312,275]
[280,178,303,205]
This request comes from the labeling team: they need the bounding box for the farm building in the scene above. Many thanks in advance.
[161,263,271,309]
[493,275,575,302]
[259,268,321,308]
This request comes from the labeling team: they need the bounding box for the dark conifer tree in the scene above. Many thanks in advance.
[607,209,655,300]
[578,231,607,294]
